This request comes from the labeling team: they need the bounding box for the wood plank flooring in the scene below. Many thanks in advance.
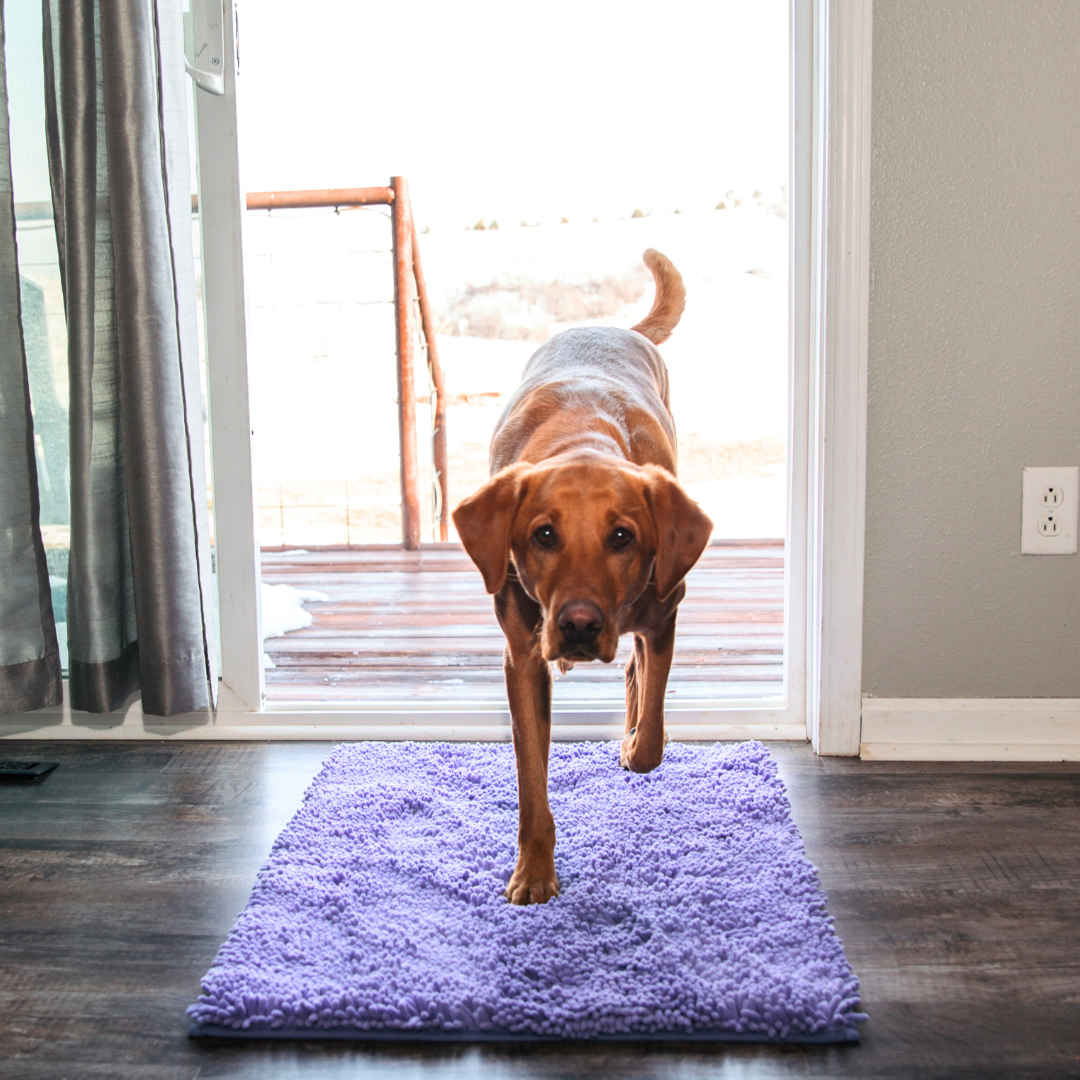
[261,541,784,704]
[2,741,1078,1078]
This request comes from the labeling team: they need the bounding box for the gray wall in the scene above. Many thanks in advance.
[863,0,1080,698]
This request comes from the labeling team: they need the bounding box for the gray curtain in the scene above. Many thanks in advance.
[36,0,217,716]
[0,12,64,715]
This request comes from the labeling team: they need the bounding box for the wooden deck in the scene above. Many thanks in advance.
[261,540,784,705]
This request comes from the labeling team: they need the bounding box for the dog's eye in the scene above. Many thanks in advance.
[534,525,557,548]
[611,527,634,549]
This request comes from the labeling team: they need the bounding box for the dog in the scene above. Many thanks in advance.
[452,249,713,906]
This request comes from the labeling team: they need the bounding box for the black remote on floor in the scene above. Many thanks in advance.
[0,760,59,784]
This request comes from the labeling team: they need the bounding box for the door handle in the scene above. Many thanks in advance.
[183,0,225,96]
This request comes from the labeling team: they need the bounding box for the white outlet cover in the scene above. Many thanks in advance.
[1021,466,1079,554]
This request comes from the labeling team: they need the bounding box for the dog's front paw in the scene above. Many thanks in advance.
[620,725,668,773]
[506,851,559,905]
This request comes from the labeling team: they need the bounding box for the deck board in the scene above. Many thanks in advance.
[261,540,785,704]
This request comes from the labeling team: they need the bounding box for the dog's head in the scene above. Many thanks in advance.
[452,453,713,664]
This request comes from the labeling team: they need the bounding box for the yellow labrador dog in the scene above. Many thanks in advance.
[453,249,713,905]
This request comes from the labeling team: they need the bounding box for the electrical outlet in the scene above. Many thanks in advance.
[1021,466,1079,554]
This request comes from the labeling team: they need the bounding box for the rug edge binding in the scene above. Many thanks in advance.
[187,1022,861,1045]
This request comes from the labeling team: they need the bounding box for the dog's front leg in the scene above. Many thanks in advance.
[495,582,559,905]
[620,610,677,773]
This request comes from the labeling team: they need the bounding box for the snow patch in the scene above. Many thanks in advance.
[262,583,329,640]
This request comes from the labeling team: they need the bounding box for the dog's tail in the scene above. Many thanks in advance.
[630,248,686,346]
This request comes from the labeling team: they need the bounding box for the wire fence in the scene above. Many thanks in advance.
[241,202,443,547]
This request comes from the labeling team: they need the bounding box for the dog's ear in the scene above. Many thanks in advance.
[452,464,532,594]
[642,466,714,601]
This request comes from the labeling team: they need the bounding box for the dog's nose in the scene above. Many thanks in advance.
[557,601,604,644]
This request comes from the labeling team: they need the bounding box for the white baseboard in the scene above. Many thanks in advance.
[0,720,808,743]
[861,698,1080,760]
[0,686,806,743]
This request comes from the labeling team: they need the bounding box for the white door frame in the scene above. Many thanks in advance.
[212,0,872,749]
[806,0,872,755]
[1,0,872,751]
[193,0,264,715]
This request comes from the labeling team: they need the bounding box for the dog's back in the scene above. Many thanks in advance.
[490,250,686,474]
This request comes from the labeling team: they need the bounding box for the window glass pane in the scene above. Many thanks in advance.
[239,0,789,705]
[239,1,790,550]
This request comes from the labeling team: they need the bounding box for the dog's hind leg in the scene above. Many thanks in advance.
[495,581,559,905]
[620,612,677,773]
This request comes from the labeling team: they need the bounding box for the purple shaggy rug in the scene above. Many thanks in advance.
[187,741,866,1043]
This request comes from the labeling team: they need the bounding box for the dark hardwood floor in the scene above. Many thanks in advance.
[2,740,1079,1079]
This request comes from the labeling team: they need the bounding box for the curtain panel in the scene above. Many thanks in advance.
[0,0,217,718]
[0,13,63,715]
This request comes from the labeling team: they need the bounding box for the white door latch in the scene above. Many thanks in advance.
[183,0,225,96]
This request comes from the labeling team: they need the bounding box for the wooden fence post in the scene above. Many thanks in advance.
[410,222,449,541]
[391,176,421,549]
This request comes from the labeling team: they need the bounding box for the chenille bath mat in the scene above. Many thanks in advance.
[187,741,866,1043]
